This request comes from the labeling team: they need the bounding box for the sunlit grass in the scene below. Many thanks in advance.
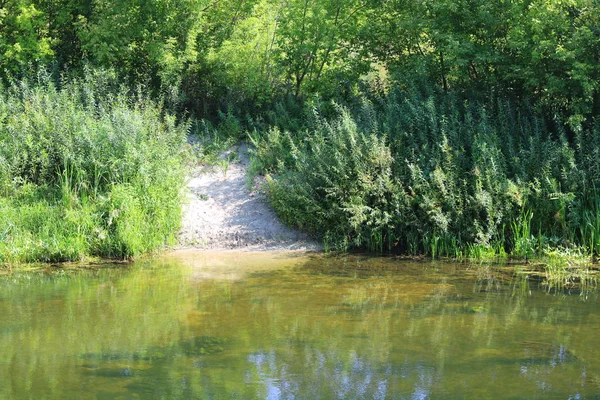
[0,70,189,264]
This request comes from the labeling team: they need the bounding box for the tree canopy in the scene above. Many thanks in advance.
[0,0,597,123]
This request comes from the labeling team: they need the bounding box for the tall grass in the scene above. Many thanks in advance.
[251,85,600,264]
[0,70,189,263]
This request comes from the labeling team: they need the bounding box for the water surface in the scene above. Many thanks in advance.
[1,252,599,399]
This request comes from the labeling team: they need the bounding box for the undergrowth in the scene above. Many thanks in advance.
[248,86,600,271]
[0,70,189,264]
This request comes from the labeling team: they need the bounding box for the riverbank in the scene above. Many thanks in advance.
[0,73,187,264]
[177,144,321,252]
[0,75,596,296]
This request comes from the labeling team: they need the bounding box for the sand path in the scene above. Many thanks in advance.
[177,144,320,251]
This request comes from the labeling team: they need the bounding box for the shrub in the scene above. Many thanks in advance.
[258,107,404,251]
[0,70,189,263]
[252,85,600,257]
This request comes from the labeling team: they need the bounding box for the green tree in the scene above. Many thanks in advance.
[207,0,281,108]
[0,0,54,77]
[505,0,600,127]
[366,0,599,125]
[74,0,202,87]
[275,0,369,98]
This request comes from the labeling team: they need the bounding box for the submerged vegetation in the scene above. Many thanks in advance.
[0,0,599,283]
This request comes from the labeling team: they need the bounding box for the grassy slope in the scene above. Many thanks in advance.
[0,72,189,264]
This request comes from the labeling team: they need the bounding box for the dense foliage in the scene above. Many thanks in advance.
[252,90,600,257]
[2,0,597,121]
[1,0,599,261]
[0,71,188,263]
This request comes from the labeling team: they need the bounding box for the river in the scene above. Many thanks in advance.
[0,251,598,399]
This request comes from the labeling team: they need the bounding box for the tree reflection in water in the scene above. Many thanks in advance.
[0,253,598,399]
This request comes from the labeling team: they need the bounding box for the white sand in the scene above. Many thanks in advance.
[177,144,321,252]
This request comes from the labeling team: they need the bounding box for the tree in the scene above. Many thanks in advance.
[0,0,54,78]
[275,0,369,98]
[505,0,600,127]
[208,0,281,108]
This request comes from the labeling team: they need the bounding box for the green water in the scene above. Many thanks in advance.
[1,252,599,399]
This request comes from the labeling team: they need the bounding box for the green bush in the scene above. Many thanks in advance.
[0,70,189,263]
[253,86,600,257]
[261,108,404,251]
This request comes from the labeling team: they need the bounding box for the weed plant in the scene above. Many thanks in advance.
[250,85,600,270]
[0,70,189,263]
[254,106,402,251]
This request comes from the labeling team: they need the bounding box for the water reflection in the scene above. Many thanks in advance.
[0,253,598,399]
